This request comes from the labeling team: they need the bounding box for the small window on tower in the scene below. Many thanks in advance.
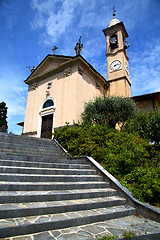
[110,34,118,51]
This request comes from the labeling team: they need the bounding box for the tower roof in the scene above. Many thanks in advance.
[108,7,120,28]
[108,17,120,28]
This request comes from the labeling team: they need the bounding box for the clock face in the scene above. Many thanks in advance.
[110,60,121,71]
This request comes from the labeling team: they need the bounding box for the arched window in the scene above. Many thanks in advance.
[110,34,118,51]
[43,100,54,109]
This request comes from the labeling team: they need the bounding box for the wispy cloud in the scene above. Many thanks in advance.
[0,0,18,30]
[30,0,80,45]
[0,64,27,133]
[130,40,160,96]
[30,0,111,46]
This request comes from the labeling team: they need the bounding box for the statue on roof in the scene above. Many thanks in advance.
[74,36,83,56]
[26,66,35,72]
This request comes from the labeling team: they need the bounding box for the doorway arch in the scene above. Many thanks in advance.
[38,97,56,139]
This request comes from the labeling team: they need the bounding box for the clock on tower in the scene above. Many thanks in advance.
[103,10,131,97]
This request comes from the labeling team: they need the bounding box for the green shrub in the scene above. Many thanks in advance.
[96,230,135,239]
[146,108,160,145]
[54,124,160,207]
[96,236,118,240]
[123,108,160,146]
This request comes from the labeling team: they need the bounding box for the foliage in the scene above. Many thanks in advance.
[123,111,148,139]
[123,108,160,145]
[54,124,160,207]
[0,102,8,133]
[146,108,160,145]
[122,230,135,239]
[96,235,118,240]
[96,230,135,239]
[81,96,137,129]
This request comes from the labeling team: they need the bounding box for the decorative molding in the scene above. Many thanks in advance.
[30,83,38,90]
[47,82,52,89]
[64,68,71,77]
[78,65,83,76]
[96,82,101,90]
[46,91,50,97]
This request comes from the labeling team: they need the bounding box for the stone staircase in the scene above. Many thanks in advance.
[0,133,159,239]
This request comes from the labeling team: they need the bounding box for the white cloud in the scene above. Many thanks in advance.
[31,0,79,44]
[0,64,28,133]
[130,40,160,96]
[30,0,111,46]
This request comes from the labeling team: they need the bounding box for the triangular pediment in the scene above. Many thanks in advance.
[25,55,73,83]
[25,54,107,85]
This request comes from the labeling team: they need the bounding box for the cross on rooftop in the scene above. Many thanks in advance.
[52,46,58,55]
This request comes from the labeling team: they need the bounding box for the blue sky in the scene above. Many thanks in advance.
[0,0,160,134]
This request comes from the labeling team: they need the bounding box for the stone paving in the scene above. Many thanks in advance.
[0,205,134,229]
[2,215,160,240]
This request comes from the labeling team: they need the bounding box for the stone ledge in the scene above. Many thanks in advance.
[23,131,37,136]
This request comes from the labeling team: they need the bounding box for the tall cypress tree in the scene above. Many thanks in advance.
[0,102,8,133]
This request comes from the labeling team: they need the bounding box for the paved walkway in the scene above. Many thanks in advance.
[2,215,160,240]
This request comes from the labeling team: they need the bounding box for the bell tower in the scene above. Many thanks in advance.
[103,10,131,97]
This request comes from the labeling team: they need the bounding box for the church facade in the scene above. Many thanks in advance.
[21,14,131,139]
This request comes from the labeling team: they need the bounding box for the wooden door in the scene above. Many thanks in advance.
[41,114,53,139]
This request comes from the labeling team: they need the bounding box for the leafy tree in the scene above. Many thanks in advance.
[81,96,137,129]
[0,102,8,133]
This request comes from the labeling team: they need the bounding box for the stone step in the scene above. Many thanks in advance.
[0,141,59,150]
[0,196,126,219]
[0,142,63,152]
[0,165,96,175]
[2,215,160,240]
[0,148,65,156]
[0,181,109,191]
[0,188,117,203]
[0,137,61,152]
[0,153,86,164]
[0,205,136,238]
[0,173,102,182]
[0,152,67,163]
[0,133,54,145]
[0,159,91,169]
[0,136,62,153]
[0,149,64,159]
